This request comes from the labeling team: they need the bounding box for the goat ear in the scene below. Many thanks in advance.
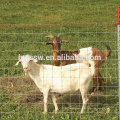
[33,59,38,63]
[15,55,22,66]
[45,35,54,39]
[46,40,53,45]
[15,61,20,66]
[62,40,70,43]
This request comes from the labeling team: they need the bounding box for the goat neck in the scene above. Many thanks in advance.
[27,61,41,81]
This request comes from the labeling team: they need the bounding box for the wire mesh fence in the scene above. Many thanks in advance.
[0,23,118,119]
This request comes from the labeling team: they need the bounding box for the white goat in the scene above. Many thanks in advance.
[15,55,95,114]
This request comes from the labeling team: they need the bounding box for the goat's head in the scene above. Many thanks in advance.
[15,55,38,73]
[46,34,69,53]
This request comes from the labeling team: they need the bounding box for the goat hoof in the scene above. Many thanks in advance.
[91,92,94,96]
[53,110,58,114]
[43,112,47,114]
[97,91,103,95]
[55,111,58,114]
[80,111,84,114]
[99,90,103,93]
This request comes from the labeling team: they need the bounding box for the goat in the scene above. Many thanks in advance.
[46,34,77,66]
[15,55,95,114]
[46,35,111,93]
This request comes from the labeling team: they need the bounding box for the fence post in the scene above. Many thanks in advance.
[117,6,120,120]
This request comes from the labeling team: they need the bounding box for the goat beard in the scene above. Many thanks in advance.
[25,71,28,76]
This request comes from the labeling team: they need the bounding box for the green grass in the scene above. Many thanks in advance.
[0,0,119,24]
[0,0,119,119]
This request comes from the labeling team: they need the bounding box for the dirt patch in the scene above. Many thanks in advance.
[0,76,43,104]
[0,76,100,109]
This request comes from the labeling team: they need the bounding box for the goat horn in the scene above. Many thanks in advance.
[57,34,62,38]
[45,35,54,39]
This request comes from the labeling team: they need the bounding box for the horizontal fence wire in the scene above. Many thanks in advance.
[0,23,118,119]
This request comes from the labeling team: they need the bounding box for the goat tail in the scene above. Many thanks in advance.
[104,44,111,57]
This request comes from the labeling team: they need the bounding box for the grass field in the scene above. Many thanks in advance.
[0,0,119,120]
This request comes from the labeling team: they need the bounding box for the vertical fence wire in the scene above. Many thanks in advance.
[0,23,118,119]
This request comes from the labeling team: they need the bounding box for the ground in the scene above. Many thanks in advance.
[0,0,119,119]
